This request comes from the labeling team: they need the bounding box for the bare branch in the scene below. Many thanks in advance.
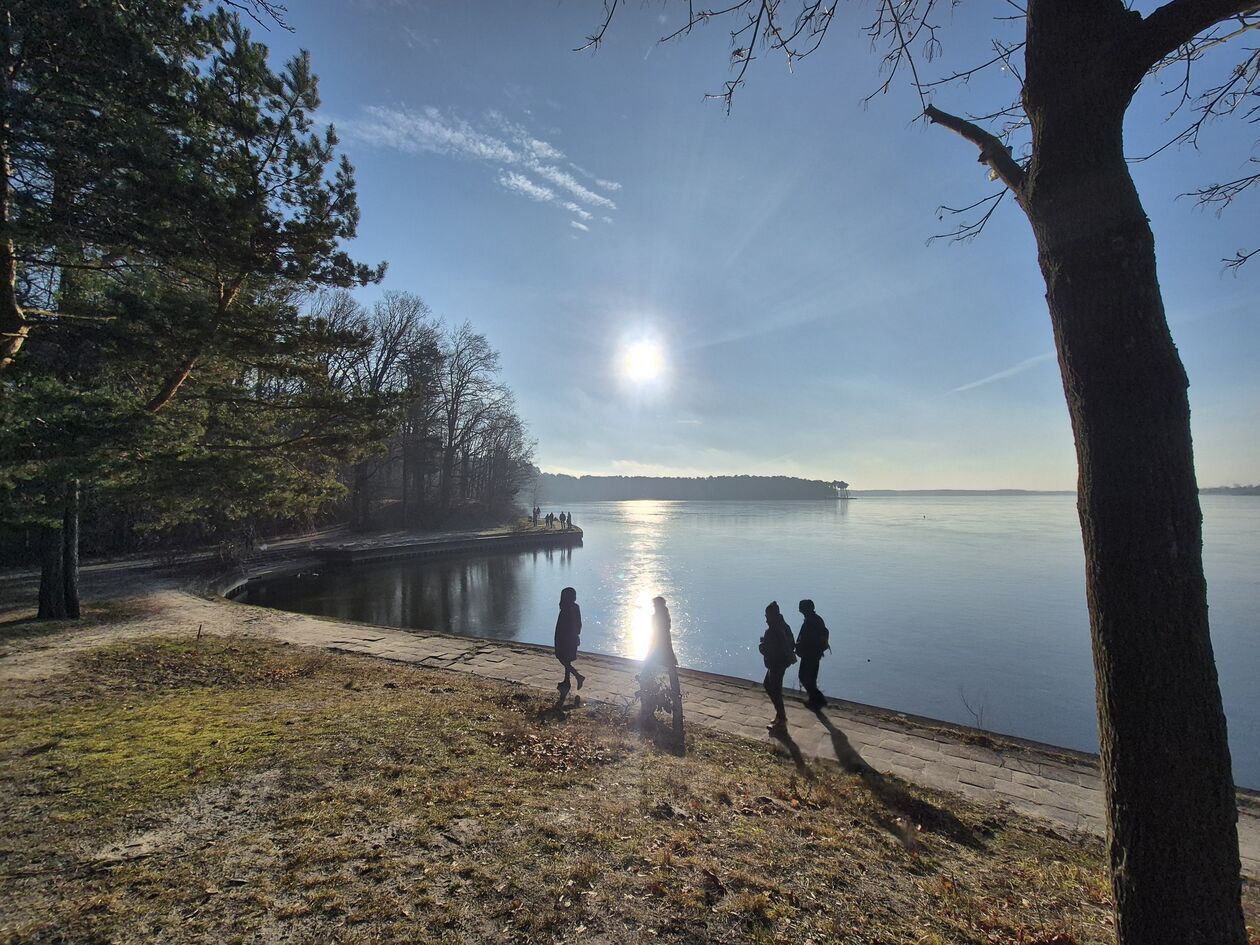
[576,0,622,52]
[921,41,1026,90]
[1224,246,1260,270]
[1136,0,1260,75]
[924,104,1027,196]
[928,190,1010,244]
[221,0,293,33]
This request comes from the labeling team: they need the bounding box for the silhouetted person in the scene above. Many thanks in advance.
[533,506,540,526]
[566,511,575,529]
[640,596,679,722]
[796,598,831,709]
[554,586,585,693]
[646,596,677,669]
[560,511,568,529]
[759,601,797,733]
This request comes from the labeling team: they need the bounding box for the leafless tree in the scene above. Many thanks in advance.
[436,322,511,516]
[581,1,1258,941]
[315,289,441,527]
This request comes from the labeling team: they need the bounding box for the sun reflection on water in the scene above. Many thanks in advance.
[613,501,674,660]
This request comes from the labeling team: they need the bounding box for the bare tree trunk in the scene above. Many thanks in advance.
[352,461,371,531]
[1022,17,1244,934]
[62,478,80,618]
[37,522,66,619]
[0,22,28,373]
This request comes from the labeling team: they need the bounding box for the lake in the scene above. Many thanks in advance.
[239,495,1260,786]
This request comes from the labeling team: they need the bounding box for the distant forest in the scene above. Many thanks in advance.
[1201,485,1260,496]
[536,474,842,501]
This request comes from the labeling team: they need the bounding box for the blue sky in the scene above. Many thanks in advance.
[263,1,1257,490]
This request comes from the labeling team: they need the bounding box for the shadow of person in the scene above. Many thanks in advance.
[768,725,815,780]
[813,708,984,850]
[538,688,579,723]
[636,669,686,758]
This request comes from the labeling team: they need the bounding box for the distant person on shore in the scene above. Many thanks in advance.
[566,511,575,530]
[560,511,568,529]
[796,599,831,709]
[533,506,540,526]
[554,586,585,693]
[759,601,797,733]
[639,596,679,722]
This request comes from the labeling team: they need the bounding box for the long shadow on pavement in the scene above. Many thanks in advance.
[769,726,816,780]
[814,708,986,851]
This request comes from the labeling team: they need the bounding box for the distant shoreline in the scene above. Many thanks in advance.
[537,481,1259,500]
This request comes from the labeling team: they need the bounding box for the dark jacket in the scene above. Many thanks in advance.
[760,614,797,670]
[796,612,830,660]
[645,607,677,667]
[555,596,581,663]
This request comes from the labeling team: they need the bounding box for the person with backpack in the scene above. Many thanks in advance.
[554,586,585,693]
[759,601,797,733]
[796,598,831,709]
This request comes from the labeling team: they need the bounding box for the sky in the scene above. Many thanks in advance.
[261,1,1258,490]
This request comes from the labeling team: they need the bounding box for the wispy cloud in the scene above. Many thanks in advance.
[498,171,554,202]
[950,352,1056,394]
[570,220,590,232]
[570,163,624,194]
[531,164,616,210]
[344,105,620,228]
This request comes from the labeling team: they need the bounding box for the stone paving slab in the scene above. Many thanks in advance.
[238,599,1259,879]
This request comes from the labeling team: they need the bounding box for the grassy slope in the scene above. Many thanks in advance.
[0,637,1253,945]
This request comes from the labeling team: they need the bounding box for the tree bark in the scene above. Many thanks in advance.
[37,523,67,619]
[1020,5,1244,939]
[0,18,28,373]
[62,478,80,619]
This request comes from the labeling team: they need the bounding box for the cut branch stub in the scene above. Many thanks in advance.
[924,104,1027,201]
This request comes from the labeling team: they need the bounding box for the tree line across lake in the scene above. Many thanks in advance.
[536,474,843,502]
[0,3,533,613]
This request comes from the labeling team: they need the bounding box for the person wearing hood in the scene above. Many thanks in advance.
[796,598,831,709]
[554,586,585,692]
[759,601,797,733]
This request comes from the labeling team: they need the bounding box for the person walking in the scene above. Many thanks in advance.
[645,597,677,669]
[796,599,831,709]
[639,596,680,723]
[759,601,797,733]
[554,586,585,693]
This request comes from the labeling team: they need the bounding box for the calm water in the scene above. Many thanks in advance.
[241,496,1260,785]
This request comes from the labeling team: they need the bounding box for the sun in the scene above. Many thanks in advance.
[623,340,664,382]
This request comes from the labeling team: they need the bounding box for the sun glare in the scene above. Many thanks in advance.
[623,340,664,382]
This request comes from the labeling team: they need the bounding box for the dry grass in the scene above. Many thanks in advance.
[0,635,1254,944]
